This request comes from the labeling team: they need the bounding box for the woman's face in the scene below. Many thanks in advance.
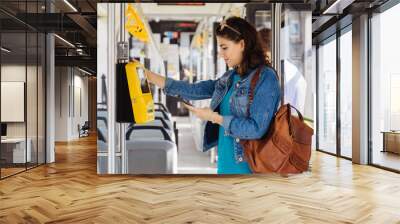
[217,36,244,68]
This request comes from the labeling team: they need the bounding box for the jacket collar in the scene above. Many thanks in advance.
[219,69,235,86]
[219,65,264,87]
[236,66,262,84]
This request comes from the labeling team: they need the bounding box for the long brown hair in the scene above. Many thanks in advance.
[215,17,268,75]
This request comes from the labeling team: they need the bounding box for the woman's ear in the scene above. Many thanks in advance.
[239,39,245,51]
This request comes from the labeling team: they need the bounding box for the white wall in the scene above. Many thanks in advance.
[54,67,89,141]
[55,66,68,141]
[1,65,26,141]
[1,65,32,138]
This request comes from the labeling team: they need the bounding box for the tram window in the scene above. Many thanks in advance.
[255,10,272,30]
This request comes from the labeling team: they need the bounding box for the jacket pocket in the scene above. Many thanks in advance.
[234,88,249,116]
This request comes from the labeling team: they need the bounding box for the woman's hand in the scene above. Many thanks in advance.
[183,104,223,125]
[144,68,166,88]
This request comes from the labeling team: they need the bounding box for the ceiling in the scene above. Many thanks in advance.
[141,3,245,22]
[0,0,97,73]
[1,0,393,73]
[311,0,390,43]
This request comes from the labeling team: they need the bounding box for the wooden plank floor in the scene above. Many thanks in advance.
[1,167,26,178]
[1,135,400,224]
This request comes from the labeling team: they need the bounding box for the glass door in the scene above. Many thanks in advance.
[246,2,272,64]
[0,0,47,179]
[1,16,28,178]
[280,4,313,123]
[247,3,315,149]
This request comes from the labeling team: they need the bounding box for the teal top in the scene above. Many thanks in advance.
[217,73,252,174]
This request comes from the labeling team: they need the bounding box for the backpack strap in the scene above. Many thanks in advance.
[247,67,263,115]
[247,66,280,115]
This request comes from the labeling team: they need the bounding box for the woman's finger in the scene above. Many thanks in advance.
[183,103,195,111]
[144,69,151,79]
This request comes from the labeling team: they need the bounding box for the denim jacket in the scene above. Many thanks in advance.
[164,65,281,163]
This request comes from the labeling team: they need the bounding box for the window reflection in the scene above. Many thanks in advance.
[340,29,352,158]
[371,3,400,171]
[318,37,337,154]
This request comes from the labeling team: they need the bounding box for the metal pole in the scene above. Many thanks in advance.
[272,3,282,104]
[120,3,127,174]
[107,3,116,174]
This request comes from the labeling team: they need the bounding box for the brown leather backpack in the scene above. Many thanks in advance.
[240,68,314,174]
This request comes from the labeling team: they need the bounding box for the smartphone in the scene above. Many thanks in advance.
[172,96,193,107]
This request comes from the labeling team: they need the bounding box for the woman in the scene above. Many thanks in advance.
[145,17,281,174]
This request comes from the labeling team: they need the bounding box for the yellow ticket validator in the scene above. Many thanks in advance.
[125,61,155,124]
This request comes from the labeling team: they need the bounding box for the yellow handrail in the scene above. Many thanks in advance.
[125,4,149,43]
